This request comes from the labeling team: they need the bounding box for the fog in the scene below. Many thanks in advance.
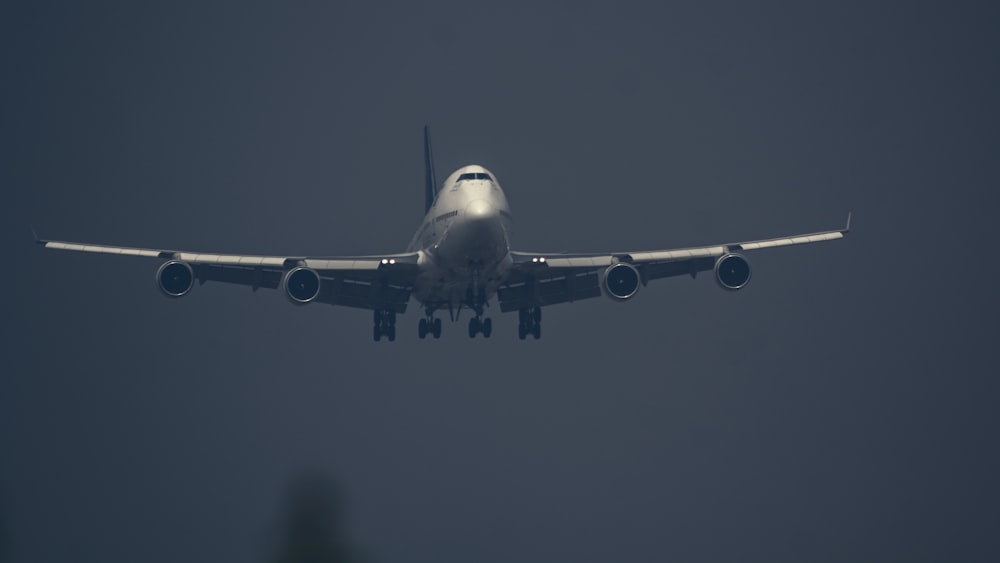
[3,2,999,561]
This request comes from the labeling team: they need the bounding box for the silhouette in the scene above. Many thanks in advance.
[0,491,7,563]
[268,472,367,563]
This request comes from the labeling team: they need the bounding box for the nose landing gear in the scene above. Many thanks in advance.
[464,275,493,339]
[468,315,492,338]
[418,315,442,339]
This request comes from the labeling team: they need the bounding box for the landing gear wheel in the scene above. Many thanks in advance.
[532,323,541,339]
[482,318,492,338]
[388,325,396,342]
[518,324,527,340]
[373,325,381,342]
[433,318,442,339]
[468,317,480,338]
[418,318,428,339]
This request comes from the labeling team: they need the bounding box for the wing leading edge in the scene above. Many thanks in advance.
[38,238,420,313]
[498,214,851,312]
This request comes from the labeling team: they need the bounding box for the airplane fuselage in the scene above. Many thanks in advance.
[407,165,513,315]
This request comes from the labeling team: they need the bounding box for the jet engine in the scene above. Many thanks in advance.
[714,253,751,290]
[282,267,321,304]
[157,260,194,297]
[602,262,641,301]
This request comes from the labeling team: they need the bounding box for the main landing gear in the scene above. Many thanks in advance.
[518,307,542,340]
[418,315,442,339]
[373,309,396,342]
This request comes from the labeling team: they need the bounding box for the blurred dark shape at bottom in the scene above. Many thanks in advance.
[269,472,367,563]
[0,491,7,563]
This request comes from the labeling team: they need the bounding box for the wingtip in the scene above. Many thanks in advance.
[844,211,852,233]
[31,224,44,245]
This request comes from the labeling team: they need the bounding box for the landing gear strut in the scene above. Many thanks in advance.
[518,307,542,340]
[465,275,492,339]
[418,314,442,339]
[373,309,396,342]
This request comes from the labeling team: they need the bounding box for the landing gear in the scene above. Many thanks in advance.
[468,316,492,338]
[418,316,442,339]
[373,309,396,342]
[464,275,493,338]
[518,307,542,340]
[466,286,487,308]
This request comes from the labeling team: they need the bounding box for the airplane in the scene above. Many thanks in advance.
[37,127,850,341]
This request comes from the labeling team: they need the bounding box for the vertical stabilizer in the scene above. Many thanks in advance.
[424,126,438,213]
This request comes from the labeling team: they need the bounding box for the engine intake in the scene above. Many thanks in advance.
[157,261,194,297]
[603,262,641,301]
[283,267,321,304]
[714,253,751,290]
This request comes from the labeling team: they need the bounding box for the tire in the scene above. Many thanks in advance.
[433,318,442,339]
[388,325,396,342]
[482,318,492,338]
[518,324,527,340]
[532,323,541,339]
[373,326,381,342]
[418,318,427,339]
[468,317,479,338]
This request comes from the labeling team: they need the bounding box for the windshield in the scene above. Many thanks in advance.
[457,172,492,182]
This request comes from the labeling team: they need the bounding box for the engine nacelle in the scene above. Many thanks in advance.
[602,262,641,301]
[282,267,321,304]
[157,260,194,297]
[714,253,752,290]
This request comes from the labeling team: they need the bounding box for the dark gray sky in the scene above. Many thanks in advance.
[3,1,999,562]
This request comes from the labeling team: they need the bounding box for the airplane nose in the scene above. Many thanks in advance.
[464,199,496,222]
[439,198,506,267]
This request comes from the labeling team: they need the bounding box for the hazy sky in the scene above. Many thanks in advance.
[3,2,999,562]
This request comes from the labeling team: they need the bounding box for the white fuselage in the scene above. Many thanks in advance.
[407,165,514,313]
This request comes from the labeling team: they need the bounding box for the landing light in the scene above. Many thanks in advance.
[531,256,546,263]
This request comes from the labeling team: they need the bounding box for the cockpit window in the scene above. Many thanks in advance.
[457,172,493,182]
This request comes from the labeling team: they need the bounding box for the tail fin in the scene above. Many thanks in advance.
[424,125,438,213]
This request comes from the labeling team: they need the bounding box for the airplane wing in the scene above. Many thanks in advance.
[498,214,851,312]
[38,238,421,313]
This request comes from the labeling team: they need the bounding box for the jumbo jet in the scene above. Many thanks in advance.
[38,127,850,341]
